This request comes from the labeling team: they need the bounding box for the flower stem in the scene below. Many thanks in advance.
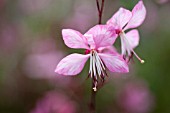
[90,82,97,113]
[96,0,105,24]
[89,1,105,113]
[96,0,100,14]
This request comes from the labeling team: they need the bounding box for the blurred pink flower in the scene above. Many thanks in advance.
[30,91,77,113]
[19,0,52,15]
[23,38,64,79]
[55,25,129,91]
[117,81,154,113]
[107,1,146,63]
[0,24,18,54]
[24,52,63,79]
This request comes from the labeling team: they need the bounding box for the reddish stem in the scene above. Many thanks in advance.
[96,0,100,14]
[96,0,105,24]
[99,0,105,24]
[89,1,105,113]
[89,83,97,113]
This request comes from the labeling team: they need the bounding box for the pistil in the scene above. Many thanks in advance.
[131,49,145,64]
[120,32,145,64]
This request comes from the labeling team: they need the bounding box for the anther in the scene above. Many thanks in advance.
[131,50,145,64]
[93,80,98,92]
[93,87,97,92]
[141,60,145,64]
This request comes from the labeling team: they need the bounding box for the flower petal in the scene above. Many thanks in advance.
[120,34,127,55]
[55,54,90,75]
[120,32,132,56]
[62,29,89,49]
[98,46,118,55]
[107,8,132,29]
[84,34,96,49]
[126,29,140,49]
[99,53,129,73]
[84,25,117,49]
[124,1,146,30]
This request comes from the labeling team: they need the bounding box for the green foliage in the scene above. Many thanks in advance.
[120,0,139,9]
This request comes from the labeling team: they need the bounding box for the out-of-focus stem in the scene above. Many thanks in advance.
[90,82,97,113]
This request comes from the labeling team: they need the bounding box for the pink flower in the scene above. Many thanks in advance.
[22,38,74,87]
[19,0,52,15]
[117,81,154,113]
[23,38,64,79]
[0,24,18,54]
[55,25,129,91]
[30,91,77,113]
[107,1,146,63]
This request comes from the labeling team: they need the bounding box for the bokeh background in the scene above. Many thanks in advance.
[0,0,170,113]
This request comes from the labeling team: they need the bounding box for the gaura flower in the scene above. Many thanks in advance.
[30,91,77,113]
[117,81,154,113]
[107,1,146,63]
[55,25,129,91]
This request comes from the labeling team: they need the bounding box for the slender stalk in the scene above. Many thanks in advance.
[89,1,105,113]
[96,0,105,24]
[90,82,97,113]
[99,0,105,24]
[96,0,100,14]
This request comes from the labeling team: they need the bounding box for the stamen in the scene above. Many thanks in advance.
[88,50,107,91]
[131,50,145,64]
[94,53,102,78]
[89,53,93,78]
[95,56,102,77]
[123,55,126,60]
[94,51,106,81]
[93,81,97,92]
[93,87,97,92]
[92,53,97,80]
[120,32,145,64]
[94,51,105,70]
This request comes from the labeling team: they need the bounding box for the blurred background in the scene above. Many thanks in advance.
[0,0,170,113]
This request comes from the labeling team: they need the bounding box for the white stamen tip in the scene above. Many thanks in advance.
[93,87,97,92]
[141,60,145,64]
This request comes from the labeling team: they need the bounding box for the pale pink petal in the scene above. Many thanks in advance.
[62,29,89,49]
[55,54,90,75]
[99,53,129,73]
[84,34,96,49]
[126,29,140,48]
[107,8,132,29]
[98,46,118,55]
[124,1,146,30]
[84,25,117,49]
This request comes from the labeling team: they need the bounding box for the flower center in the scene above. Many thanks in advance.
[85,49,91,54]
[88,50,107,91]
[115,29,122,35]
